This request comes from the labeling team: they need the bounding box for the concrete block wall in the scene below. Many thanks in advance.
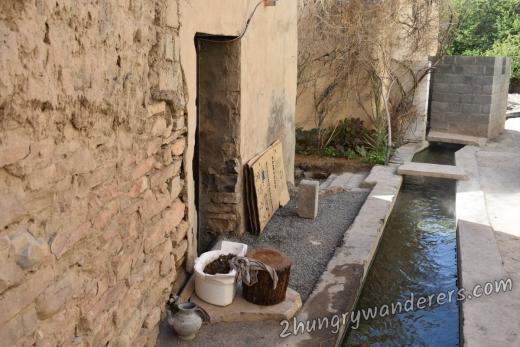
[430,56,512,138]
[0,1,187,346]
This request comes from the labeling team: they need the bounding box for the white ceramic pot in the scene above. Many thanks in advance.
[169,303,203,341]
[194,241,248,306]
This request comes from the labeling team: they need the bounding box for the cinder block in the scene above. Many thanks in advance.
[297,180,319,219]
[461,103,481,113]
[482,85,493,95]
[473,95,492,104]
[431,101,455,112]
[455,56,477,65]
[442,56,456,64]
[475,56,497,66]
[463,65,485,75]
[432,92,460,103]
[484,66,496,76]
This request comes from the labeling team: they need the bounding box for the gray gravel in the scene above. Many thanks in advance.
[228,190,369,301]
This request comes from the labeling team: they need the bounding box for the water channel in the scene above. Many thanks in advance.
[344,143,463,346]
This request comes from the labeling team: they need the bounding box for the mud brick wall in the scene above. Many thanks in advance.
[430,56,512,139]
[0,0,187,346]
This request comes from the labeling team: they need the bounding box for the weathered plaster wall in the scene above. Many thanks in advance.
[296,0,438,142]
[179,0,297,257]
[0,0,188,345]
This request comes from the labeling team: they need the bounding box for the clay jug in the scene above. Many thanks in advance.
[168,303,206,340]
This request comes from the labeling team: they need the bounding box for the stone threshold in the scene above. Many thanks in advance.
[191,287,302,324]
[397,162,469,180]
[427,130,487,147]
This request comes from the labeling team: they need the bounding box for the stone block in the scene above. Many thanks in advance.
[147,102,166,117]
[0,266,54,326]
[210,192,241,204]
[170,138,185,156]
[0,261,24,294]
[144,221,168,254]
[173,239,188,262]
[0,236,10,261]
[165,0,179,28]
[35,271,84,319]
[151,117,167,137]
[162,201,185,230]
[0,187,26,229]
[143,307,161,329]
[171,220,189,244]
[50,222,91,259]
[10,230,51,270]
[297,180,319,219]
[150,164,176,188]
[207,216,236,233]
[169,175,183,200]
[172,116,185,131]
[0,305,38,346]
[128,177,149,198]
[159,254,174,277]
[113,287,142,329]
[0,130,31,168]
[164,35,174,62]
[60,148,96,175]
[132,157,156,180]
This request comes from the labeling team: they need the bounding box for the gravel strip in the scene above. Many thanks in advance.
[228,190,369,301]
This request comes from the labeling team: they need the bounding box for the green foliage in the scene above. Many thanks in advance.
[332,118,367,149]
[450,0,520,79]
[321,146,337,157]
[296,118,371,155]
[343,148,358,159]
[296,117,394,165]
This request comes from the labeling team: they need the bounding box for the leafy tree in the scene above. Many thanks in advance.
[450,0,520,80]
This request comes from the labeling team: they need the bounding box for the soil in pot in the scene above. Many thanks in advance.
[203,254,235,275]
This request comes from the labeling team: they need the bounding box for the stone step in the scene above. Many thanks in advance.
[397,162,468,180]
[328,172,367,190]
[427,130,487,146]
[319,174,338,190]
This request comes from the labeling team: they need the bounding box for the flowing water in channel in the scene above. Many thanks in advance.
[344,143,462,347]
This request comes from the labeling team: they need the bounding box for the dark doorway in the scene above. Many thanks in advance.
[195,35,242,254]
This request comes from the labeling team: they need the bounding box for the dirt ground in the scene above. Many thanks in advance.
[295,154,371,176]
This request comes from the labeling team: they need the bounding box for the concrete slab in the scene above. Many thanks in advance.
[191,287,302,324]
[427,130,487,146]
[397,162,468,180]
[457,221,520,347]
[389,140,429,164]
[455,120,520,347]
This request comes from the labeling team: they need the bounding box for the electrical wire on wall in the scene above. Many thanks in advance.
[197,0,275,43]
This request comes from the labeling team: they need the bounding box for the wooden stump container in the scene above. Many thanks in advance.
[242,248,291,306]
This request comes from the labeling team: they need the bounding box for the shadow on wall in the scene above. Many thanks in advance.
[268,90,295,180]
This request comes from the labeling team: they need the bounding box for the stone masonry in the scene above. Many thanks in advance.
[0,1,187,346]
[430,56,512,139]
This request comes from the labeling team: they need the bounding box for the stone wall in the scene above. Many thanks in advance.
[0,0,188,345]
[196,38,242,252]
[430,56,512,139]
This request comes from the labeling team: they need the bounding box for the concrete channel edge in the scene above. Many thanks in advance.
[284,141,429,347]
